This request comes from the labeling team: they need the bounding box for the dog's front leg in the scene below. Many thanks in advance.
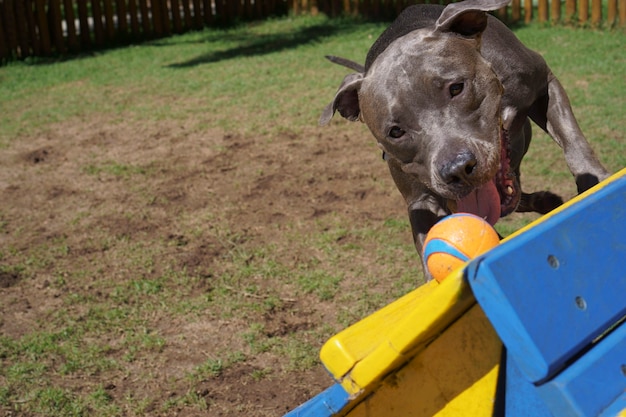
[387,158,448,281]
[407,202,448,282]
[531,74,610,193]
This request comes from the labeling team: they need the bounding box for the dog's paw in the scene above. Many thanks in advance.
[517,191,564,214]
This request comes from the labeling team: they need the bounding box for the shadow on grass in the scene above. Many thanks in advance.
[162,13,525,69]
[6,16,374,68]
[165,19,368,68]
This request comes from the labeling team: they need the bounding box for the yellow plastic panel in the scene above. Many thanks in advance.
[320,279,441,380]
[321,267,475,395]
[341,306,502,417]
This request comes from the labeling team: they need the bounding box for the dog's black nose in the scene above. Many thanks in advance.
[440,151,478,185]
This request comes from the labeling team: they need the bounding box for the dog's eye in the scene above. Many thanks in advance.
[449,83,464,97]
[388,126,405,139]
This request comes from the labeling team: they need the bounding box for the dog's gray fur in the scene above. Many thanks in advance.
[320,0,609,280]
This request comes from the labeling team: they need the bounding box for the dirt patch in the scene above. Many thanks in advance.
[0,114,410,416]
[0,270,21,288]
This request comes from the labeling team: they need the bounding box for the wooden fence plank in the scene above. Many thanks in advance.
[606,0,617,27]
[579,0,589,24]
[182,0,193,29]
[511,0,521,22]
[103,0,116,40]
[14,0,31,58]
[607,0,616,25]
[371,0,379,19]
[1,0,17,57]
[620,0,626,25]
[591,0,601,25]
[234,0,243,19]
[221,0,231,20]
[171,0,183,32]
[538,0,548,21]
[320,0,328,16]
[192,0,203,28]
[565,0,576,22]
[115,0,129,39]
[524,0,533,23]
[156,0,166,35]
[551,0,560,22]
[138,0,151,36]
[25,0,41,56]
[496,6,508,22]
[49,0,65,53]
[35,0,52,55]
[91,0,106,46]
[163,0,172,34]
[231,0,239,19]
[202,0,213,24]
[153,0,171,36]
[214,0,225,21]
[62,0,80,52]
[253,0,262,19]
[213,0,221,21]
[272,0,279,16]
[361,0,369,18]
[128,0,140,36]
[385,0,404,18]
[151,0,164,36]
[3,0,19,55]
[244,0,253,19]
[335,0,343,17]
[352,0,359,17]
[77,0,91,48]
[0,9,7,61]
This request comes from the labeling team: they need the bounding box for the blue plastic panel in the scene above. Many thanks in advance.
[283,384,349,417]
[598,392,626,417]
[504,350,554,417]
[537,321,626,417]
[468,172,626,383]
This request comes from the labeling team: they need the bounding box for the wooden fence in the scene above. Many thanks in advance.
[1,0,624,62]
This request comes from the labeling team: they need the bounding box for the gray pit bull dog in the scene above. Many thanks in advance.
[320,0,609,280]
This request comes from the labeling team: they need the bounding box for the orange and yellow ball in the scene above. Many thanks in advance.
[423,213,500,282]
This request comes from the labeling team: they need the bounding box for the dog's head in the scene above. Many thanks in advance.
[320,0,519,225]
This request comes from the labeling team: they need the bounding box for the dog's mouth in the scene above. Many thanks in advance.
[450,128,520,225]
[496,128,521,217]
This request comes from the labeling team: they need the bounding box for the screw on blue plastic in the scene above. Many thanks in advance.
[468,170,626,385]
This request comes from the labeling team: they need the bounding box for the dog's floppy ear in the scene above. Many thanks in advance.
[319,73,363,126]
[435,0,511,37]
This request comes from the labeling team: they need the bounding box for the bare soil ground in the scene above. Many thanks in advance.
[0,113,417,416]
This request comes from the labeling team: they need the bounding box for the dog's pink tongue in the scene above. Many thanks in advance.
[456,180,501,225]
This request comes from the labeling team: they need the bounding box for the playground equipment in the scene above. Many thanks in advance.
[285,168,626,417]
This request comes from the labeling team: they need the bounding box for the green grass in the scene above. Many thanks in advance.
[0,13,624,417]
[0,16,375,145]
[519,27,625,143]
